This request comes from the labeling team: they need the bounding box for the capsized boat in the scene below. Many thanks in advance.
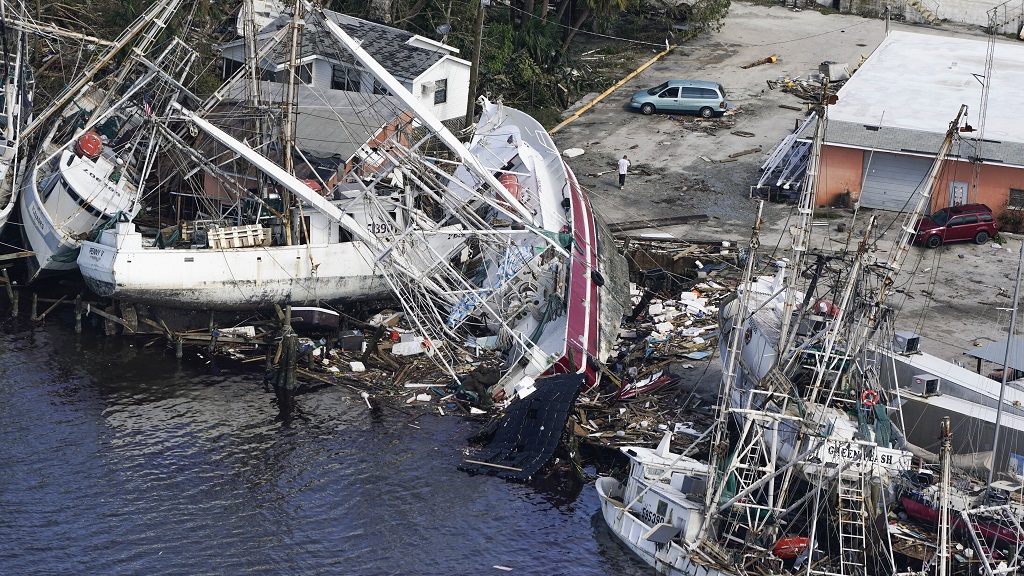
[19,0,195,282]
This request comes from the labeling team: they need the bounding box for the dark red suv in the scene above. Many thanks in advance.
[914,204,998,248]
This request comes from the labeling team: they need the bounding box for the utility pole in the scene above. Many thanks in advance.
[464,0,486,132]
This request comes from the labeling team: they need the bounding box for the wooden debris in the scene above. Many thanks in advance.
[729,147,761,158]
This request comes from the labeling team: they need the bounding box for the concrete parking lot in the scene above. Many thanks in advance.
[554,2,1018,369]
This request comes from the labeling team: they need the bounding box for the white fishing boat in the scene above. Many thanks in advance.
[76,82,399,309]
[595,433,727,576]
[18,0,195,282]
[0,0,33,232]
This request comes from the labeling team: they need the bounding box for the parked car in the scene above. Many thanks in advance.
[629,80,728,118]
[913,203,998,248]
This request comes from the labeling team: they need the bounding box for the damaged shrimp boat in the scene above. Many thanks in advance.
[76,7,434,309]
[18,0,195,282]
[78,5,628,402]
[0,0,33,233]
[595,102,1004,575]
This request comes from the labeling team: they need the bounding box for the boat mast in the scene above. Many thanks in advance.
[988,238,1024,487]
[776,82,830,358]
[19,0,178,140]
[939,416,952,576]
[278,0,304,246]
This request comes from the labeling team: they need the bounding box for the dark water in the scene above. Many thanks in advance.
[0,321,649,575]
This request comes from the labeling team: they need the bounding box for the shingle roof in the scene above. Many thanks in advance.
[222,10,449,83]
[824,119,1024,169]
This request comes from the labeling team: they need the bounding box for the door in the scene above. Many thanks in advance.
[656,87,680,111]
[678,86,702,112]
[860,153,933,211]
[949,181,968,206]
[945,214,977,242]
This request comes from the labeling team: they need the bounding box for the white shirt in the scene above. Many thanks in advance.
[618,158,630,175]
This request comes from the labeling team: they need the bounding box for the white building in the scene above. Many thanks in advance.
[220,9,471,124]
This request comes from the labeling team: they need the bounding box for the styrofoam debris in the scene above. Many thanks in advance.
[350,361,366,372]
[393,338,429,356]
[415,393,432,402]
[649,302,665,315]
[562,147,584,158]
[655,321,674,333]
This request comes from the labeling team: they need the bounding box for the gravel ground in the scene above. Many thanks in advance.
[552,2,1019,388]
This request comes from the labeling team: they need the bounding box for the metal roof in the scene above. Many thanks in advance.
[217,80,403,160]
[828,30,1024,157]
[964,338,1024,373]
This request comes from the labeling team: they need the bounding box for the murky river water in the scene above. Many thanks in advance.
[0,320,649,575]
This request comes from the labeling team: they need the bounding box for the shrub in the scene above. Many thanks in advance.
[998,205,1024,233]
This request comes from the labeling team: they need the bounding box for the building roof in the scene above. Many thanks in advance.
[827,30,1024,155]
[964,337,1024,374]
[222,10,461,83]
[215,80,403,161]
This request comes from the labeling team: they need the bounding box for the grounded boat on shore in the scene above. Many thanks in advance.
[18,0,195,282]
[77,4,627,401]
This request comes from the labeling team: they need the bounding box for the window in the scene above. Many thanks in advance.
[275,64,311,84]
[1011,188,1024,210]
[332,65,361,92]
[222,58,242,80]
[373,79,389,96]
[961,215,979,225]
[660,87,679,98]
[681,87,701,98]
[982,213,994,222]
[948,216,965,227]
[433,79,447,104]
[699,88,719,99]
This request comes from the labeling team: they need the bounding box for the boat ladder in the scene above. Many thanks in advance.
[836,466,867,575]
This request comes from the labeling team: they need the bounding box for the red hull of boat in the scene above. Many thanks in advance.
[900,495,1021,545]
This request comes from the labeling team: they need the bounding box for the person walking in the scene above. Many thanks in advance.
[617,154,631,189]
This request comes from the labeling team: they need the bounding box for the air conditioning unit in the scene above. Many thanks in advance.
[912,374,941,396]
[894,331,921,355]
[420,83,435,96]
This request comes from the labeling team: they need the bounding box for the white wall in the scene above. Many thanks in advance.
[917,0,1023,30]
[414,57,471,123]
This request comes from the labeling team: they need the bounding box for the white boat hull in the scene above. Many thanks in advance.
[20,176,79,280]
[596,477,726,576]
[78,226,390,310]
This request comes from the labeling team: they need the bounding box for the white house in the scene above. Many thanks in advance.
[219,9,471,124]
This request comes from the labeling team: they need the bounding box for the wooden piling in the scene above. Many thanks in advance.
[74,296,82,334]
[31,293,37,321]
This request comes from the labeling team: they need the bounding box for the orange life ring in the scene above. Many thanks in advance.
[861,389,880,407]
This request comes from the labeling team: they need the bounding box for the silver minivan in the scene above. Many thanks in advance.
[629,80,728,118]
